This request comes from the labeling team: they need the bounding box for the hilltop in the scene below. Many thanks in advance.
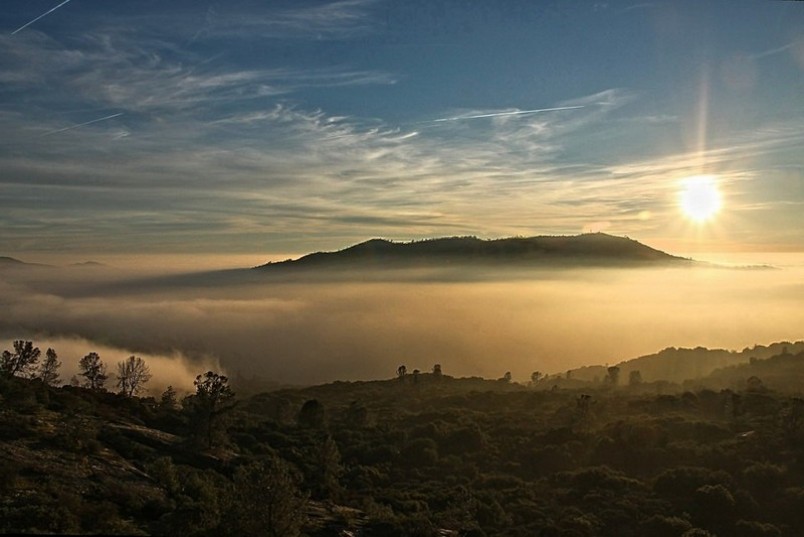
[255,233,692,272]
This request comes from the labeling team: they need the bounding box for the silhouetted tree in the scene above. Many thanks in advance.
[501,371,512,383]
[79,352,107,390]
[38,347,61,386]
[1,340,41,378]
[530,371,543,385]
[397,365,407,380]
[432,364,442,377]
[629,370,643,387]
[298,399,325,428]
[412,369,421,384]
[606,366,620,387]
[229,456,308,537]
[159,385,178,409]
[746,376,765,392]
[116,355,152,397]
[191,371,235,448]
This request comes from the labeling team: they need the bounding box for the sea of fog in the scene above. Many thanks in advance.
[1,254,803,393]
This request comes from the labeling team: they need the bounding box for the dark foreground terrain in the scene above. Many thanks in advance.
[2,348,804,536]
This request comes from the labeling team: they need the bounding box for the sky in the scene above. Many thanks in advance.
[1,0,803,263]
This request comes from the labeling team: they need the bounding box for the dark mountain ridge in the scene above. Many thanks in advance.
[256,233,692,271]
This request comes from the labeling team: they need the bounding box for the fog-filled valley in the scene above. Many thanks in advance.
[2,249,803,391]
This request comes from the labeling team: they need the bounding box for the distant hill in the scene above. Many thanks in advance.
[704,348,804,391]
[0,256,27,265]
[566,341,804,384]
[255,233,692,272]
[0,256,51,269]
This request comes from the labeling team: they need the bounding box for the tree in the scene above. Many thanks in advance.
[500,371,512,383]
[38,347,61,386]
[116,355,152,397]
[298,399,325,428]
[229,457,308,537]
[191,371,235,448]
[397,365,407,380]
[606,366,620,387]
[79,352,107,390]
[310,436,343,500]
[530,371,543,385]
[1,340,41,378]
[432,364,442,377]
[629,370,643,387]
[159,385,178,409]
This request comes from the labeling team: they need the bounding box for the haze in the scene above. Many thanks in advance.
[2,254,803,390]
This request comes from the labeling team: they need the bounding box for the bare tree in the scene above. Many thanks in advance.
[79,352,107,390]
[39,347,61,386]
[1,340,41,378]
[116,355,152,396]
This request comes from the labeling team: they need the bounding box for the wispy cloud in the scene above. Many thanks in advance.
[195,0,380,41]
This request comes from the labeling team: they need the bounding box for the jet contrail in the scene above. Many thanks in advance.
[41,112,123,137]
[11,0,73,35]
[432,105,584,123]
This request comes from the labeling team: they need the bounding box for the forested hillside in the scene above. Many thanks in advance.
[2,342,804,536]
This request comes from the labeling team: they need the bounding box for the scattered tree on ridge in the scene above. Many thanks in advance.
[1,340,41,378]
[397,364,407,379]
[79,352,107,391]
[629,370,643,387]
[159,385,178,409]
[38,347,61,386]
[116,355,152,397]
[606,366,621,387]
[191,371,235,448]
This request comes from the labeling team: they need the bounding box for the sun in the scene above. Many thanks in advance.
[679,175,722,223]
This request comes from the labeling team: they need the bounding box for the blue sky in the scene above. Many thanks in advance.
[1,0,803,259]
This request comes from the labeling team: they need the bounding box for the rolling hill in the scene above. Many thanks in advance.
[255,233,692,271]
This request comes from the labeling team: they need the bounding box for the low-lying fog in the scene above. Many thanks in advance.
[2,256,803,393]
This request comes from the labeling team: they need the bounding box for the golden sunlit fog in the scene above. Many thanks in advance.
[2,257,803,390]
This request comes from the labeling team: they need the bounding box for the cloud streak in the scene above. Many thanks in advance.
[41,112,123,137]
[10,0,72,35]
[430,106,585,123]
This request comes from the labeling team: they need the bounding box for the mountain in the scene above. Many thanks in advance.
[255,233,691,271]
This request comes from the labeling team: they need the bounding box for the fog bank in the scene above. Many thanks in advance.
[1,259,803,386]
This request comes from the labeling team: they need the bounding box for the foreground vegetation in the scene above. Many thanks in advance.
[2,346,804,536]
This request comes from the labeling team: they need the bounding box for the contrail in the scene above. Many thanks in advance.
[11,0,73,35]
[432,105,584,123]
[41,113,123,137]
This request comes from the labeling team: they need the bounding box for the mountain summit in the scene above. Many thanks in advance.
[256,233,690,271]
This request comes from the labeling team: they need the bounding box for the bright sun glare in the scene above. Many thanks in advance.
[679,175,722,223]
